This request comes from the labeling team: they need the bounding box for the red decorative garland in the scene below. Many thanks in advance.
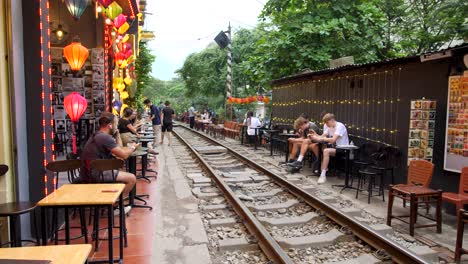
[227,96,270,104]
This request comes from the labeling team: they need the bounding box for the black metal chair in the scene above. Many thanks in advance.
[0,165,39,247]
[90,159,128,251]
[370,146,401,185]
[46,159,88,245]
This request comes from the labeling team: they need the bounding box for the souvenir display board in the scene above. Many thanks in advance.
[444,76,468,173]
[407,99,436,164]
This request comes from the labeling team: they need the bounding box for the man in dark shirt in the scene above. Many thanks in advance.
[161,101,175,145]
[144,99,161,148]
[80,112,137,197]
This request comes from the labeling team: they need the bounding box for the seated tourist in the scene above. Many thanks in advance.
[79,112,138,211]
[309,113,349,184]
[244,111,262,145]
[287,114,321,162]
[287,116,321,168]
[119,108,141,147]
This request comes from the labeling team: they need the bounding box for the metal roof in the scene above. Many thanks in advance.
[272,43,468,85]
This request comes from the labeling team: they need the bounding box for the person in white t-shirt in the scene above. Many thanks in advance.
[309,113,349,184]
[243,111,262,145]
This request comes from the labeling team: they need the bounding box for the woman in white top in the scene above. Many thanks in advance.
[244,111,262,145]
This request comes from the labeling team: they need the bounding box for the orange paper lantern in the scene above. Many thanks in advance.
[63,37,89,71]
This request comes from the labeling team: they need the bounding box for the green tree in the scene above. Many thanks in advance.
[127,42,156,111]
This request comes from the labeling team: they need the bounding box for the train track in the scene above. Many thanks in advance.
[172,125,431,264]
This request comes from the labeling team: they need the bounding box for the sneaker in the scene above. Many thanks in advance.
[114,205,132,216]
[287,160,303,168]
[317,175,327,184]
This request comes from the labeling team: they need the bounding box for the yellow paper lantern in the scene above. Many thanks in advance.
[112,77,123,89]
[121,34,129,43]
[119,59,128,69]
[124,77,132,85]
[120,103,128,116]
[118,22,129,34]
[117,83,126,92]
[120,91,129,100]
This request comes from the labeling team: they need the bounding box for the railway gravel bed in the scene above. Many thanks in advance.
[172,125,438,264]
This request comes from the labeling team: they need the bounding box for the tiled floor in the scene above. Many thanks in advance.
[53,157,159,263]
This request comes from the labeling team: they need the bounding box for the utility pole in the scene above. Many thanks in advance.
[214,22,233,120]
[226,22,233,120]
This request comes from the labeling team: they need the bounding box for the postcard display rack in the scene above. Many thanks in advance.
[407,99,437,164]
[444,76,468,173]
[51,47,105,151]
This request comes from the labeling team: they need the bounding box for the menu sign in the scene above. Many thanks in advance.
[408,99,436,165]
[444,76,468,173]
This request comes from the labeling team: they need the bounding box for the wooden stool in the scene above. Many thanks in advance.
[455,209,468,263]
[387,185,442,236]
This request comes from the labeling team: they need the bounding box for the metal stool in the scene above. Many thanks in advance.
[356,168,385,203]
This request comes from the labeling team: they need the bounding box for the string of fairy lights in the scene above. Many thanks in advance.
[272,68,402,147]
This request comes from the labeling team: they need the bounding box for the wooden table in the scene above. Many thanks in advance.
[38,184,125,264]
[0,244,91,264]
[331,145,360,193]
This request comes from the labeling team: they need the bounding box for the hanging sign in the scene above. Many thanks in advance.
[407,99,436,165]
[444,76,468,173]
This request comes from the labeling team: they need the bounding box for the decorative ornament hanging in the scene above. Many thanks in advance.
[124,76,132,85]
[64,0,88,20]
[113,14,127,29]
[117,22,130,34]
[98,0,113,7]
[63,36,89,71]
[120,104,128,116]
[63,92,87,154]
[105,1,123,20]
[120,91,129,100]
[121,34,129,43]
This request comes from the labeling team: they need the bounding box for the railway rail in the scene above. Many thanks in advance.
[172,125,431,264]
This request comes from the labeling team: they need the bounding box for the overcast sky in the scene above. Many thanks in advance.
[144,0,265,81]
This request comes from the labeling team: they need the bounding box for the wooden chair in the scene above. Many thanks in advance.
[46,159,81,189]
[46,160,87,245]
[442,167,468,219]
[387,160,441,236]
[0,165,39,247]
[455,209,468,263]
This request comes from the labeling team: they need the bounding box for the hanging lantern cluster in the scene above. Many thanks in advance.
[95,0,140,115]
[227,96,270,105]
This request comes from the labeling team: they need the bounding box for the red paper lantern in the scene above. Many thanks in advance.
[98,0,113,7]
[114,52,126,67]
[63,37,89,71]
[64,92,88,154]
